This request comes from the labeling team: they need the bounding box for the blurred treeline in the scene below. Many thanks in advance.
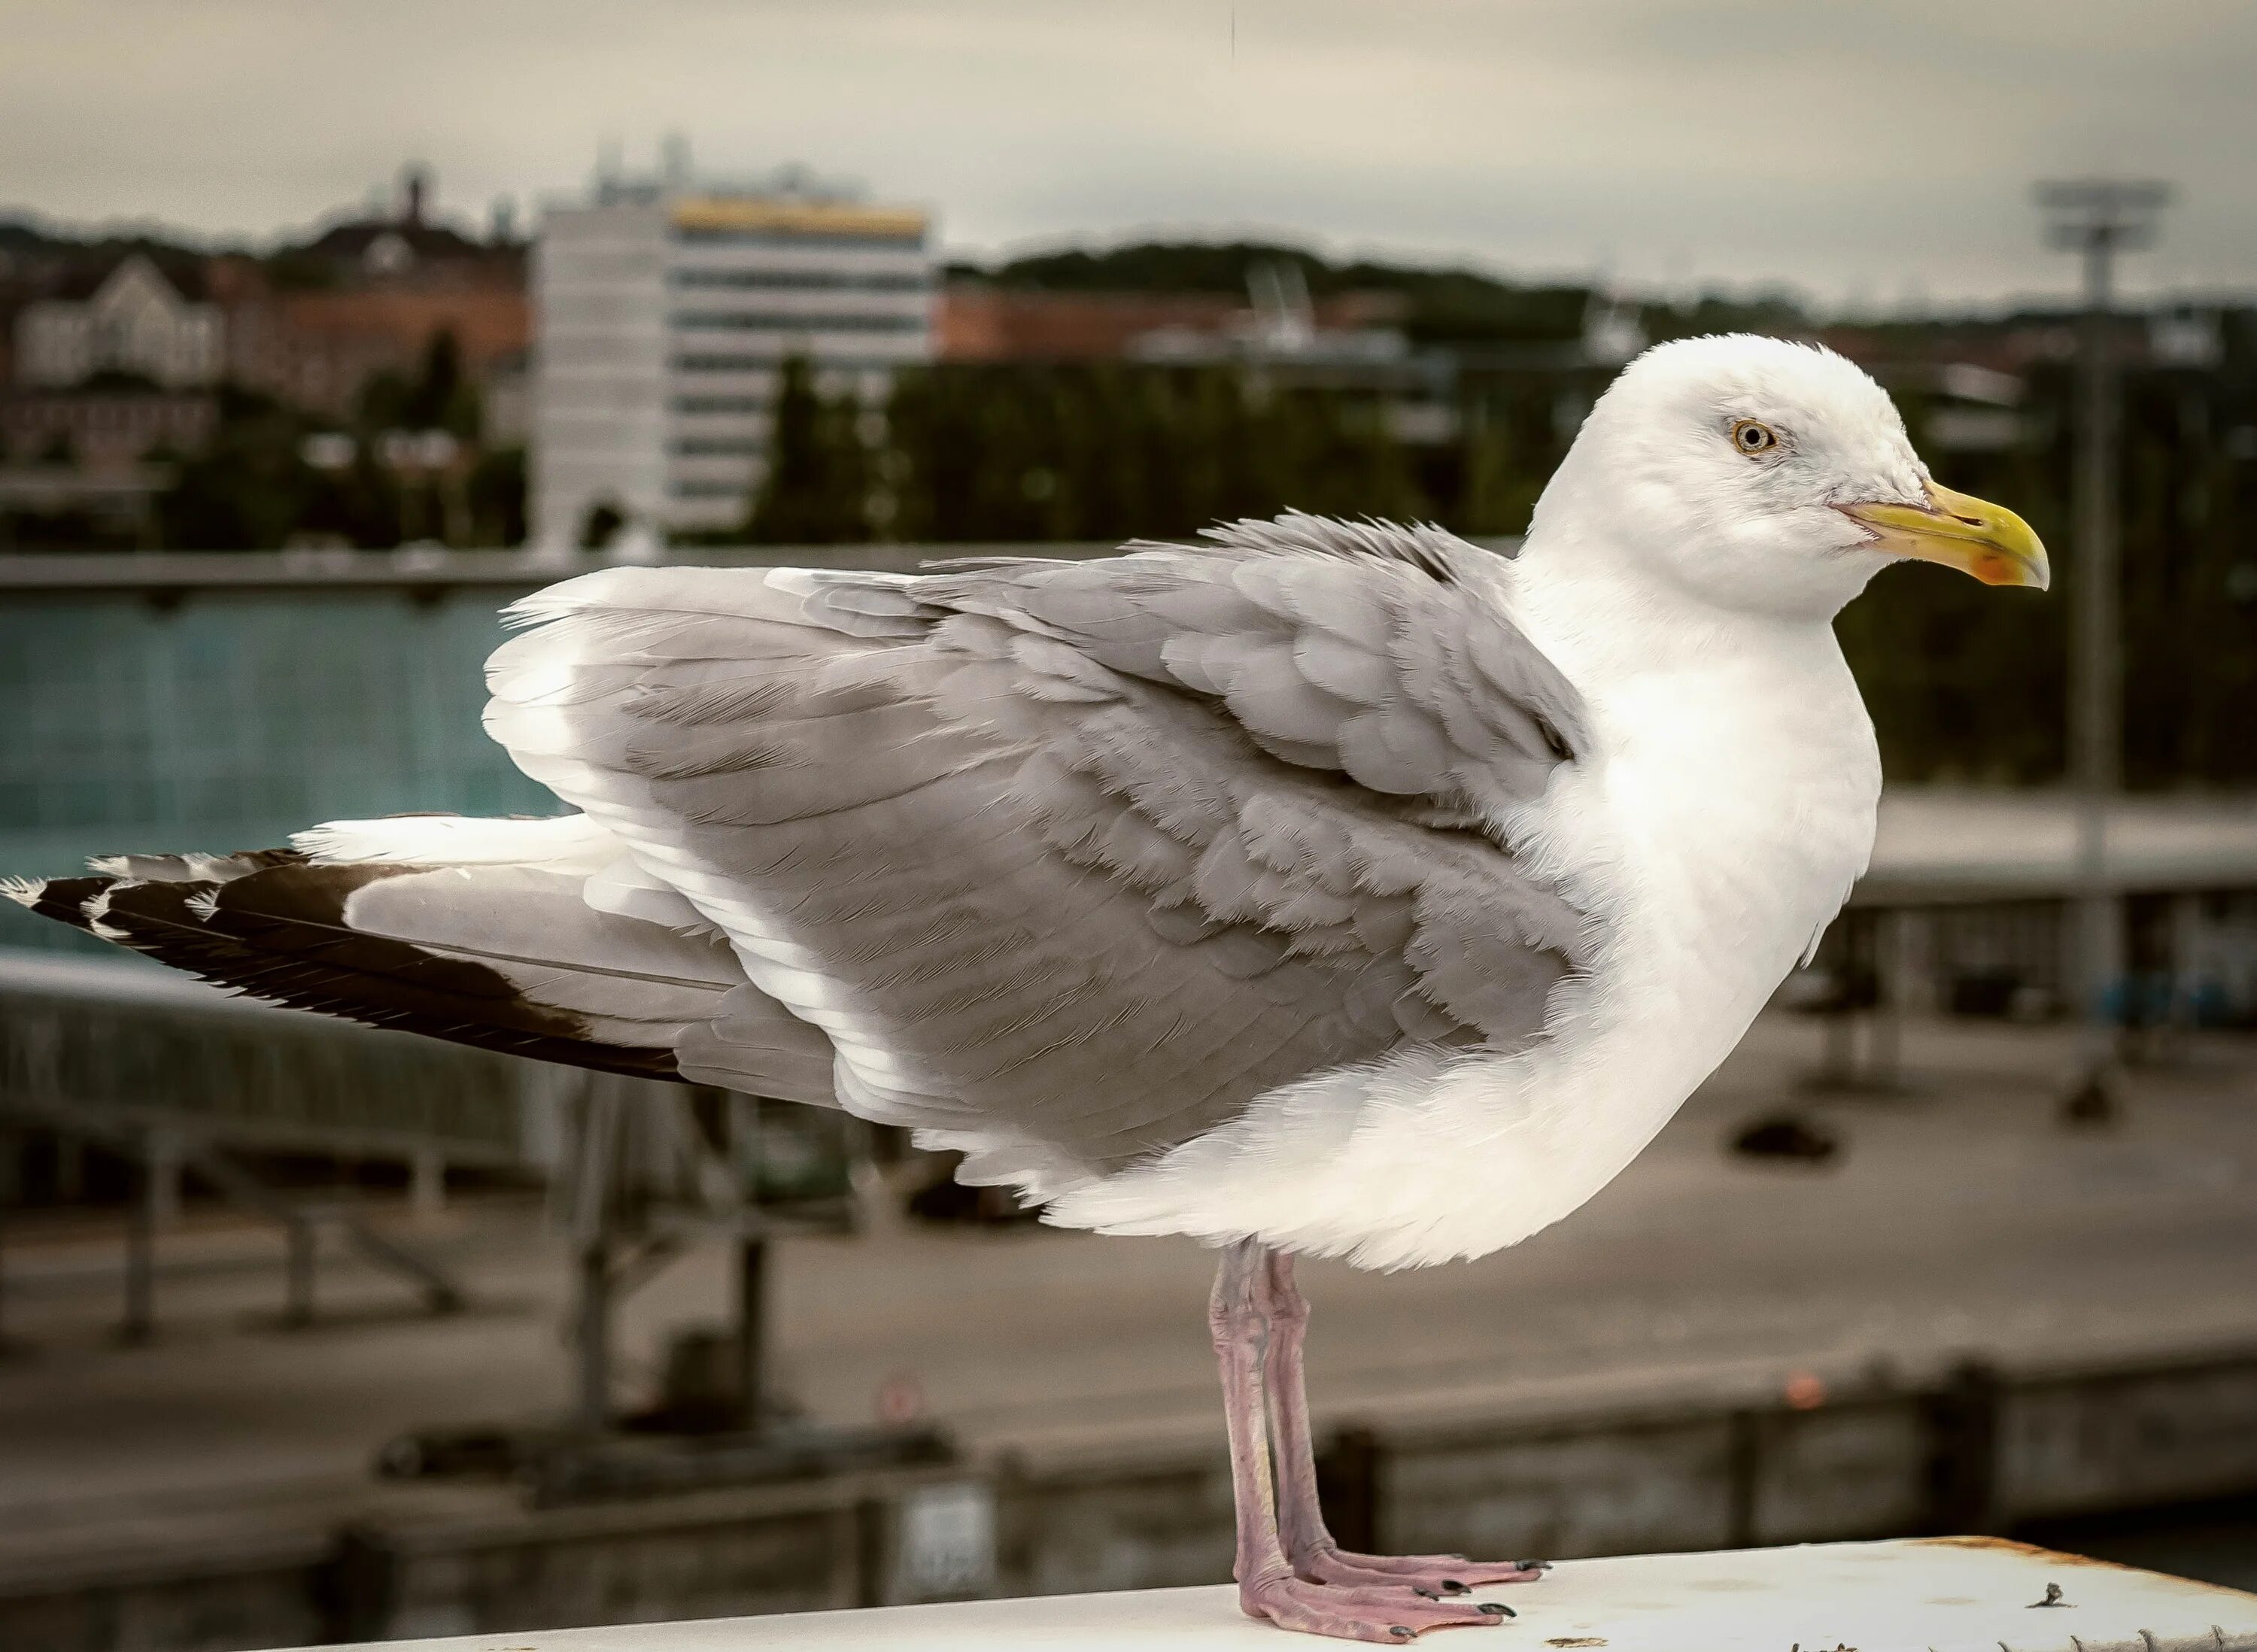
[156,332,527,551]
[954,239,1807,346]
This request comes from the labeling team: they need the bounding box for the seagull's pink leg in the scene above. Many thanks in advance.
[1261,1250,1550,1598]
[1211,1241,1508,1641]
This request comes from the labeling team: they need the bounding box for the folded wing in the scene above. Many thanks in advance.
[485,514,1596,1198]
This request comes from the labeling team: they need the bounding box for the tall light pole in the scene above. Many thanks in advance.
[2034,178,2170,1110]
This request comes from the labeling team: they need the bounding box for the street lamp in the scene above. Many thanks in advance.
[2034,178,2170,1116]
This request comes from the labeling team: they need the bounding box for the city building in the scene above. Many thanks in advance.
[214,167,529,420]
[12,254,223,390]
[220,276,530,419]
[935,285,1405,363]
[532,166,935,545]
[0,388,216,467]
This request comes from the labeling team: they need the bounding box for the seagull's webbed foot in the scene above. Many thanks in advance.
[1214,1241,1543,1641]
[1241,1564,1512,1641]
[1256,1251,1549,1605]
[1291,1542,1549,1595]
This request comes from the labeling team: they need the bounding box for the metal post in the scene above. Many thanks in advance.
[409,1147,445,1219]
[570,1077,621,1435]
[284,1217,316,1328]
[1819,1008,1854,1089]
[575,1235,610,1434]
[729,1090,770,1432]
[1870,910,1906,1091]
[146,1128,184,1231]
[2035,178,2170,1113]
[2070,226,2124,1061]
[2167,891,2204,1034]
[0,1127,13,1353]
[122,1138,156,1344]
[734,1234,769,1432]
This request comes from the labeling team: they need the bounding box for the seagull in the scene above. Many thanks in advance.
[8,336,2046,1641]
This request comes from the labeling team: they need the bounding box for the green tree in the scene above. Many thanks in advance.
[467,445,527,546]
[156,390,323,549]
[579,499,626,551]
[294,446,406,548]
[746,357,872,544]
[359,330,480,437]
[885,363,1439,545]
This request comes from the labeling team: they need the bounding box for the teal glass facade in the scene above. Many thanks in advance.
[2,585,555,952]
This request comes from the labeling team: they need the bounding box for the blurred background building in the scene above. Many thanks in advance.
[14,253,223,389]
[532,156,935,548]
[0,165,527,552]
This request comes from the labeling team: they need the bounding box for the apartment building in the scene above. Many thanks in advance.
[13,255,223,390]
[533,175,934,545]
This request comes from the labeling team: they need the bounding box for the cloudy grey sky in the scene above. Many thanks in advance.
[4,0,2252,309]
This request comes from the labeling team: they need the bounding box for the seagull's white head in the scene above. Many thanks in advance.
[1533,333,2047,622]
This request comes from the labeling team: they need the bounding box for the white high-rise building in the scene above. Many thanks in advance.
[533,169,934,545]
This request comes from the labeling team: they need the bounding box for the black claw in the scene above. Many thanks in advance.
[1390,1627,1414,1639]
[1514,1559,1552,1570]
[1414,1588,1442,1602]
[1479,1602,1515,1617]
[1440,1579,1469,1594]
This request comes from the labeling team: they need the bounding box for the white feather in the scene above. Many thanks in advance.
[293,812,617,871]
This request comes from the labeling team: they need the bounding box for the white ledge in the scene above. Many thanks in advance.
[303,1538,2257,1652]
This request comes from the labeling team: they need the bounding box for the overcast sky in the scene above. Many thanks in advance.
[4,0,2252,311]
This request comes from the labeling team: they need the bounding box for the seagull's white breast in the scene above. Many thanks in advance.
[1055,566,1882,1270]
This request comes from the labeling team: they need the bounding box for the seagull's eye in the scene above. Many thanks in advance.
[1730,418,1780,457]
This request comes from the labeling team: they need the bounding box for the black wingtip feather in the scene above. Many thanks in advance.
[15,858,681,1083]
[8,875,116,931]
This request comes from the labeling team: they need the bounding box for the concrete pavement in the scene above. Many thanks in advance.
[2,1010,2253,1587]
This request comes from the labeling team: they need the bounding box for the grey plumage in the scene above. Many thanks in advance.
[483,514,1596,1191]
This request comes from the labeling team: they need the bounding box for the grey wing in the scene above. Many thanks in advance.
[482,515,1594,1198]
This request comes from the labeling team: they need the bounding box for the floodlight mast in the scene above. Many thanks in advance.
[2034,179,2170,1107]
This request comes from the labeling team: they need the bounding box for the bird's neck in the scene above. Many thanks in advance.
[1505,522,1838,688]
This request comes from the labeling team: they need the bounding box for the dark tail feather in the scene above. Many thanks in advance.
[7,855,686,1081]
[11,874,117,933]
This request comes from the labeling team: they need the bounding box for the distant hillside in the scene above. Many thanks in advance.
[0,215,214,260]
[950,238,1815,347]
[951,239,1590,345]
[0,215,221,300]
[0,203,518,304]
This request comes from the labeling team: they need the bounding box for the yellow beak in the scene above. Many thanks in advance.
[1838,482,2049,590]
